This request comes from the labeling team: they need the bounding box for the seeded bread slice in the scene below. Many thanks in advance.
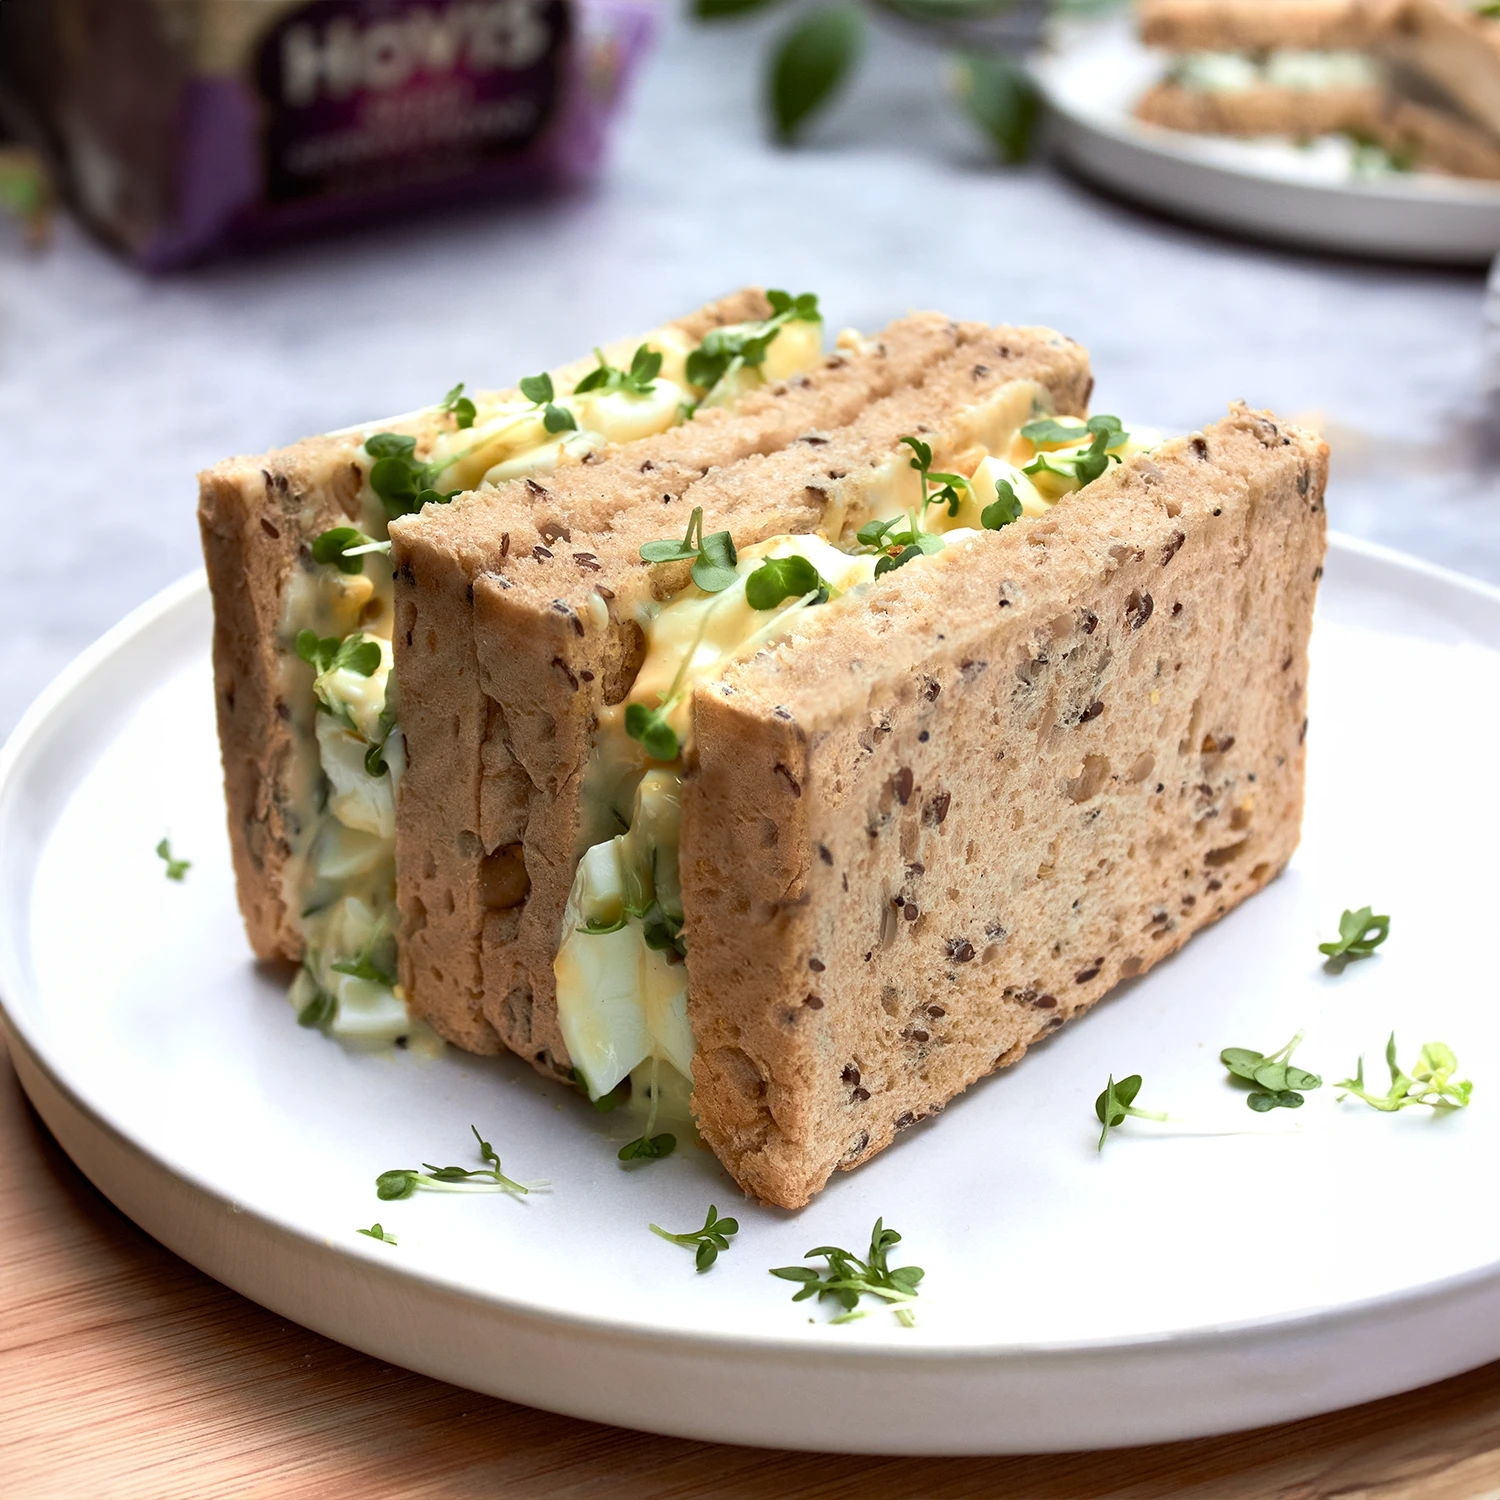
[405,327,1095,1073]
[681,404,1327,1209]
[1134,80,1379,137]
[198,289,770,963]
[1137,0,1400,50]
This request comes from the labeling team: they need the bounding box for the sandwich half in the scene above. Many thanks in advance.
[389,321,1097,1062]
[389,331,1324,1204]
[1134,0,1500,179]
[198,287,826,1040]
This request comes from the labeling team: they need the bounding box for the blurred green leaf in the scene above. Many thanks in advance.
[768,6,866,143]
[954,52,1039,164]
[697,0,783,15]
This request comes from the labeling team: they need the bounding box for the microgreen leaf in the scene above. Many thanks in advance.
[297,632,382,726]
[376,1170,420,1200]
[518,372,553,405]
[900,434,971,518]
[650,1204,740,1271]
[358,1223,397,1244]
[900,435,933,472]
[312,526,377,575]
[1094,1073,1170,1148]
[441,383,476,429]
[770,1217,923,1326]
[156,837,190,881]
[640,904,688,958]
[625,702,680,762]
[364,432,418,460]
[1022,415,1128,449]
[575,344,662,397]
[692,529,740,592]
[1220,1032,1321,1111]
[769,5,865,143]
[1337,1034,1472,1112]
[296,960,337,1031]
[618,1133,677,1161]
[856,516,904,548]
[375,1126,534,1198]
[363,431,462,518]
[1247,1090,1304,1112]
[330,934,397,986]
[1020,417,1087,446]
[1318,906,1390,968]
[684,290,822,406]
[519,369,578,433]
[639,507,740,593]
[745,553,828,610]
[981,479,1022,530]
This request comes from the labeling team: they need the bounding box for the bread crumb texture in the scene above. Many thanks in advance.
[683,404,1327,1207]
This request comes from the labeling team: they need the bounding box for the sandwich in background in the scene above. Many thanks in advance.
[1134,0,1500,180]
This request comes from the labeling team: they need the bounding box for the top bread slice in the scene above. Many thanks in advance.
[1137,0,1401,50]
[682,405,1329,1208]
[198,288,770,963]
[391,323,1094,1067]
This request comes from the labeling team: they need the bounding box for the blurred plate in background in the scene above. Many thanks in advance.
[1036,17,1500,264]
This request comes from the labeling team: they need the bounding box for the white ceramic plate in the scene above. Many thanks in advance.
[4,538,1500,1455]
[1036,19,1500,263]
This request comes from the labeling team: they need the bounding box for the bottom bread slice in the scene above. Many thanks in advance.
[1134,80,1379,140]
[681,405,1328,1209]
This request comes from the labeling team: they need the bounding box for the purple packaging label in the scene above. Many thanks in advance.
[1,0,657,268]
[253,0,572,204]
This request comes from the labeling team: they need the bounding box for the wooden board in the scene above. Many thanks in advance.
[3,1043,1500,1500]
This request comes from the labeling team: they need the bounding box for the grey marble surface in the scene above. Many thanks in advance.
[1,13,1494,738]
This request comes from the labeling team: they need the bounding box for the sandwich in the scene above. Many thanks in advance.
[1134,0,1500,181]
[201,292,1328,1209]
[199,287,824,1038]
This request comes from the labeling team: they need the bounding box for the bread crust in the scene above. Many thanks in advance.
[682,405,1328,1208]
[199,437,367,959]
[199,290,772,967]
